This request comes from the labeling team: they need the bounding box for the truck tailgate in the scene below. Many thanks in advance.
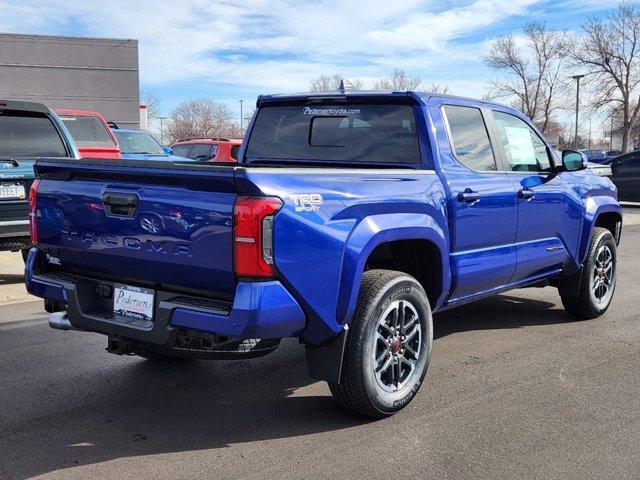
[35,158,238,295]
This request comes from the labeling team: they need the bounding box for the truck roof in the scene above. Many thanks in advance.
[257,90,517,114]
[0,99,52,114]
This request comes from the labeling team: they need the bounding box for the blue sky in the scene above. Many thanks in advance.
[0,0,617,120]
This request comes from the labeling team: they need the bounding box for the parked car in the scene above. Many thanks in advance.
[112,128,189,161]
[26,91,621,418]
[0,100,79,258]
[170,138,242,163]
[587,161,612,177]
[580,149,609,163]
[54,109,122,159]
[610,150,640,201]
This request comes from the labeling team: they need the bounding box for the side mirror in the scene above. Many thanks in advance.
[561,150,588,172]
[163,147,173,155]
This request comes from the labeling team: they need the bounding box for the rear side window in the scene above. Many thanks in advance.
[443,105,496,172]
[0,110,67,157]
[58,115,116,147]
[171,144,191,157]
[230,146,240,160]
[245,104,421,164]
[189,144,216,161]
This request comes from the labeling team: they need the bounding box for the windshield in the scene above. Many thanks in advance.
[245,104,421,164]
[114,130,165,155]
[58,115,116,147]
[0,110,67,157]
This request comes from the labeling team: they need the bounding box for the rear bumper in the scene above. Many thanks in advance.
[25,249,306,346]
[0,219,29,238]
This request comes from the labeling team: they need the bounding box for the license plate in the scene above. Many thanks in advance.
[0,183,26,200]
[113,284,155,321]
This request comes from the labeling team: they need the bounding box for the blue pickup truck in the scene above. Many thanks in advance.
[25,91,622,418]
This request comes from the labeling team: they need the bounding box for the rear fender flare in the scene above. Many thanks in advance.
[335,213,450,324]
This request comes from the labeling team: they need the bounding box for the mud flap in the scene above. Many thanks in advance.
[556,266,583,298]
[305,325,348,384]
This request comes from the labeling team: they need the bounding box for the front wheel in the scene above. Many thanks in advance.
[561,227,617,319]
[329,270,433,419]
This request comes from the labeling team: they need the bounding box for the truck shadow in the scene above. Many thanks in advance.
[0,273,24,285]
[4,292,575,479]
[434,293,569,339]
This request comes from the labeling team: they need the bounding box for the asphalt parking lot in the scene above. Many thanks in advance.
[1,211,639,480]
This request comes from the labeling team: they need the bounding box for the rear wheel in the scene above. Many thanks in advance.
[561,227,617,319]
[329,270,432,418]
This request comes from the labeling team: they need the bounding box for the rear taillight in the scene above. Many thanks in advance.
[233,196,283,278]
[28,179,40,245]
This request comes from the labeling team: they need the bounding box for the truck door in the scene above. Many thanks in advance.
[487,109,582,282]
[612,152,640,202]
[434,102,518,301]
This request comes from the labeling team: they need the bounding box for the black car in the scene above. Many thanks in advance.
[610,150,640,201]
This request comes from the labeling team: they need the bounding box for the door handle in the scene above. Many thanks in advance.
[102,192,140,217]
[457,189,481,204]
[518,188,535,201]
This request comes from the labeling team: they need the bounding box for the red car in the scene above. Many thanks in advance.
[54,109,122,159]
[170,138,242,163]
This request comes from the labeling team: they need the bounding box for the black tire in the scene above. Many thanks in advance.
[561,227,617,319]
[329,269,433,419]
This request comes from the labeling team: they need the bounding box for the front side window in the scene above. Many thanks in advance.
[443,105,497,172]
[245,104,420,164]
[492,111,552,172]
[0,110,67,157]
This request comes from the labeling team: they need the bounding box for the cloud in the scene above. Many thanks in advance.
[0,0,547,96]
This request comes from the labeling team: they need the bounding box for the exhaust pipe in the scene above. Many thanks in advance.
[48,311,75,331]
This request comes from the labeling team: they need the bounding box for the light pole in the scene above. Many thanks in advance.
[158,116,167,145]
[572,74,585,148]
[238,99,244,135]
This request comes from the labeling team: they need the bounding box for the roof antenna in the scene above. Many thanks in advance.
[338,79,355,93]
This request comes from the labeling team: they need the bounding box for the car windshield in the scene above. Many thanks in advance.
[58,115,116,147]
[114,130,165,155]
[0,110,67,157]
[245,103,421,164]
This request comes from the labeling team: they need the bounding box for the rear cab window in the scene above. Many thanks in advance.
[0,110,67,157]
[245,103,421,165]
[58,115,116,147]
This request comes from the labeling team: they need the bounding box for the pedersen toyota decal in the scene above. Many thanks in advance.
[302,106,361,115]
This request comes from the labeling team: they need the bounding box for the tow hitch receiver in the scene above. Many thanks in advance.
[107,334,141,355]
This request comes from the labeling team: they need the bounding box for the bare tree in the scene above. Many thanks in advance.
[373,68,422,90]
[426,83,451,94]
[309,74,364,92]
[483,21,570,134]
[165,99,236,143]
[140,90,161,118]
[572,2,640,153]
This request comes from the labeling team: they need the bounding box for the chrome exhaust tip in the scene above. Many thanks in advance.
[48,311,74,331]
